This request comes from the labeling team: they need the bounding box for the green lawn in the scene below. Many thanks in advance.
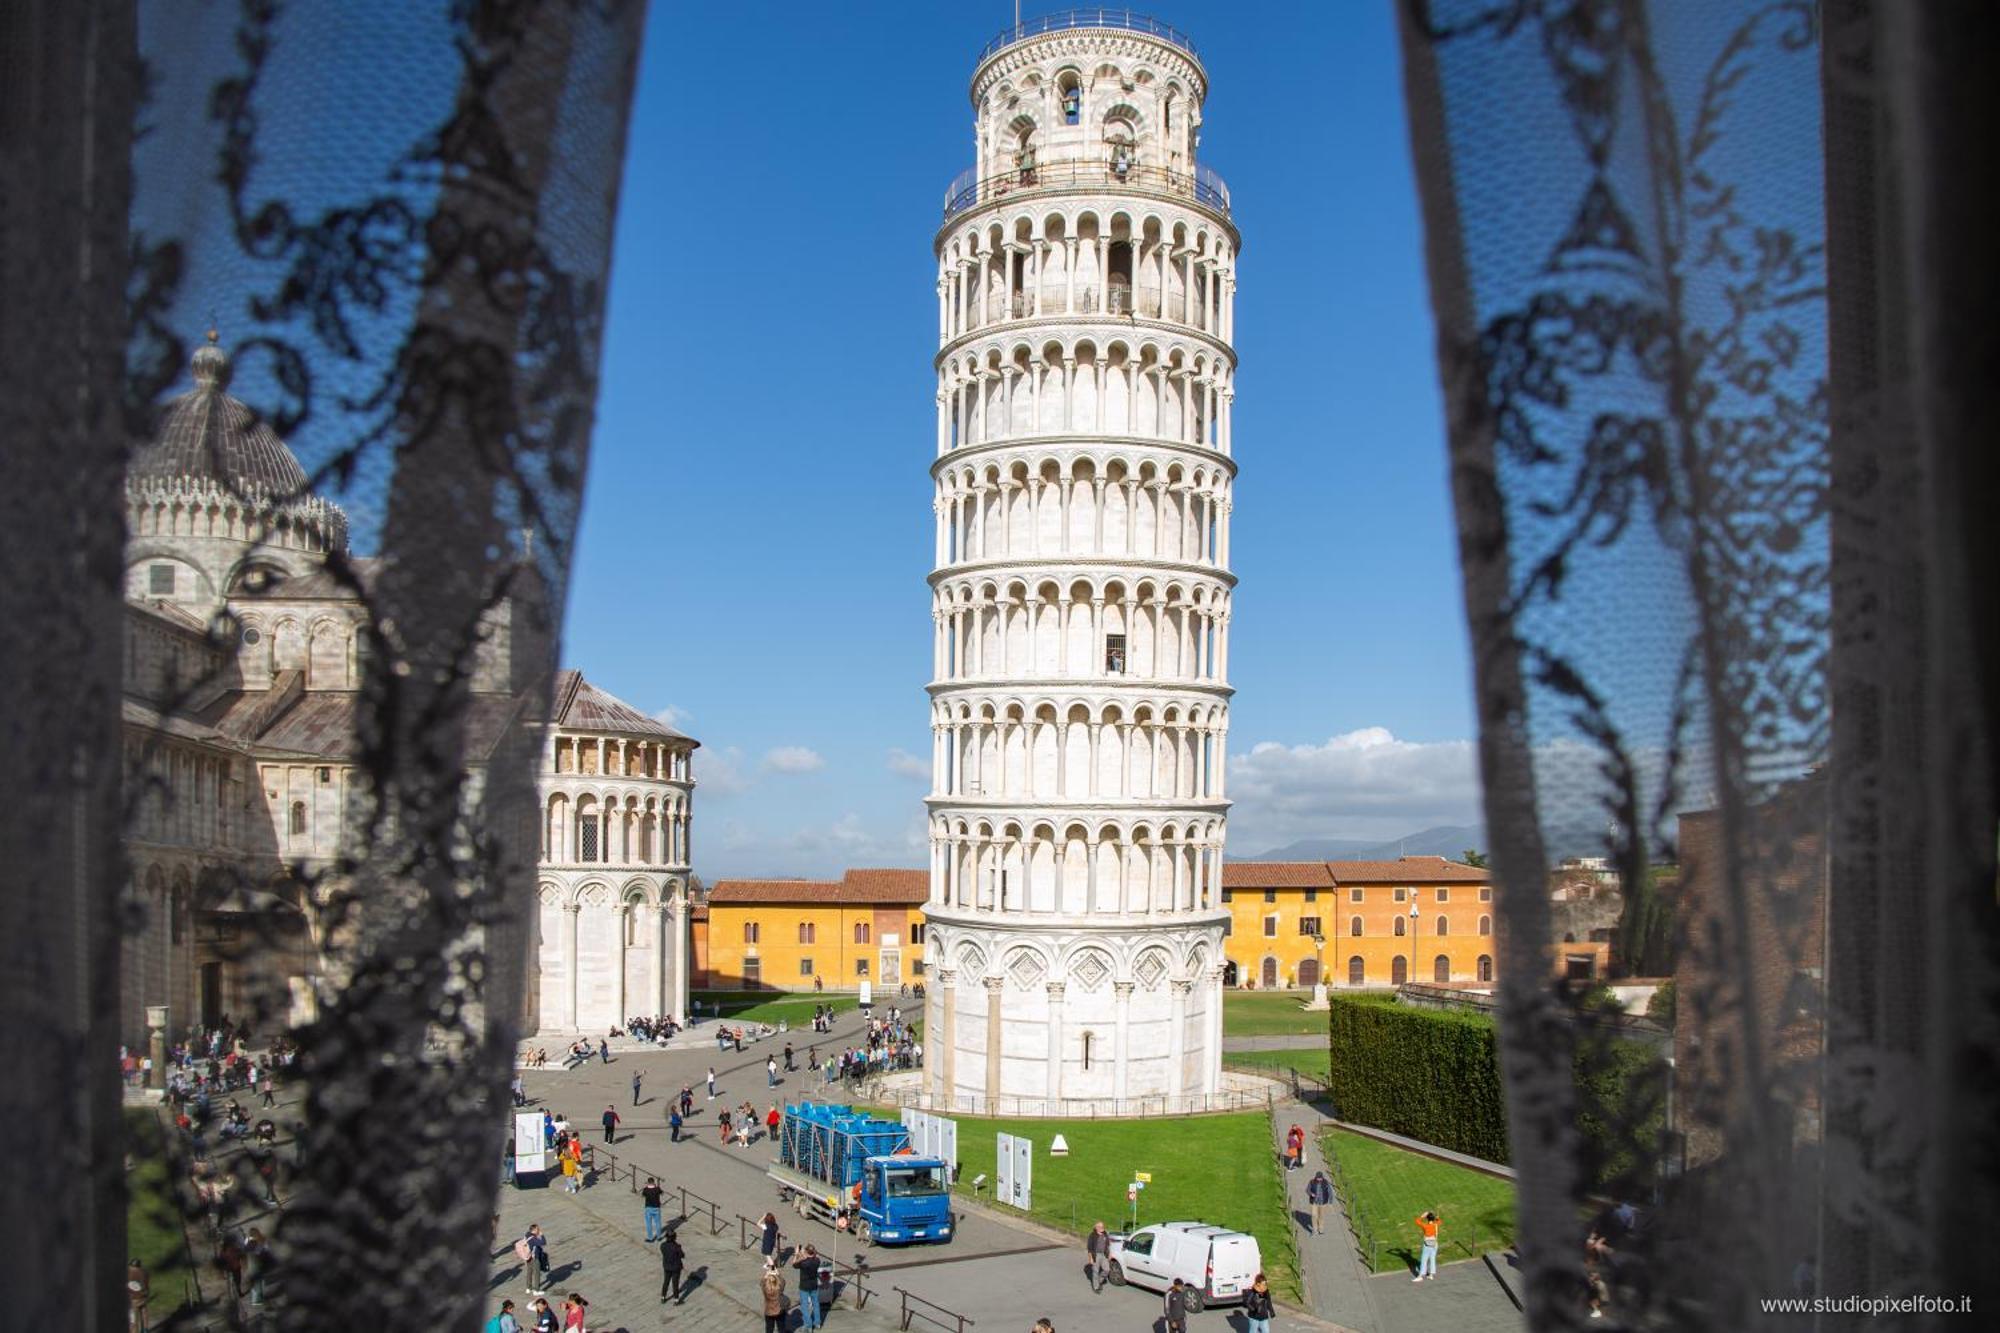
[934,1110,1300,1302]
[693,990,858,1026]
[1223,990,1330,1037]
[125,1108,195,1321]
[1321,1127,1515,1273]
[1224,1047,1331,1081]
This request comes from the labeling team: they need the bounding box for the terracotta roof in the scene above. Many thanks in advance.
[1221,861,1336,889]
[709,869,929,905]
[549,670,695,744]
[1326,856,1490,884]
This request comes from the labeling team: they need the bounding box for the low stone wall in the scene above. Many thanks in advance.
[861,1067,1287,1118]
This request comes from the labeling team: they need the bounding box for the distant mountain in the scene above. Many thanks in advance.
[1242,824,1488,864]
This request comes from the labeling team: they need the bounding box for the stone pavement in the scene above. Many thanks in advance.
[1223,1035,1328,1053]
[500,1010,1354,1333]
[1267,1100,1523,1333]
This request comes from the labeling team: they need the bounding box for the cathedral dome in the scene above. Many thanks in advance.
[130,331,311,497]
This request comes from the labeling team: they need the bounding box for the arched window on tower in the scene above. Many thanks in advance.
[289,801,306,837]
[1058,71,1082,125]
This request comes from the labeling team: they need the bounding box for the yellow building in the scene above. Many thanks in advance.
[701,869,928,992]
[1220,857,1495,989]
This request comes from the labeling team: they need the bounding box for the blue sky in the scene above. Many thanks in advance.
[562,2,1484,876]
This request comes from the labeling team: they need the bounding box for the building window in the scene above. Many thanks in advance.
[1304,889,1317,902]
[1391,956,1407,985]
[1298,916,1321,937]
[1349,915,1363,937]
[317,766,331,784]
[1436,888,1449,903]
[910,922,925,945]
[1393,887,1407,903]
[1262,916,1277,938]
[1477,954,1493,982]
[1393,916,1406,937]
[799,958,814,977]
[912,957,925,975]
[1479,915,1492,936]
[743,921,760,944]
[1221,917,1232,937]
[1434,954,1451,983]
[1350,888,1364,903]
[577,817,598,861]
[1437,915,1449,936]
[798,923,816,945]
[743,957,762,988]
[1263,889,1276,903]
[149,564,175,595]
[1058,71,1082,124]
[288,801,306,836]
[855,958,870,977]
[1480,887,1492,901]
[855,922,871,945]
[1348,956,1364,986]
[1105,633,1127,673]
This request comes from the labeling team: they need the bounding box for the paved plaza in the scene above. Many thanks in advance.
[498,1009,1522,1333]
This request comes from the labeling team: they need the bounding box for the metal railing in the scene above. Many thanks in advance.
[943,158,1231,220]
[974,9,1198,64]
[893,1286,976,1333]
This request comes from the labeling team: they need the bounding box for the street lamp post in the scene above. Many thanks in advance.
[1408,892,1421,989]
[1306,932,1328,1009]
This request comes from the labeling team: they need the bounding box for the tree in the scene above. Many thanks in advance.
[1614,869,1677,977]
[1645,980,1676,1026]
[1462,849,1489,868]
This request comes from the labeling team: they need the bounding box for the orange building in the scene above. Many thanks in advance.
[1220,857,1496,989]
[699,869,927,991]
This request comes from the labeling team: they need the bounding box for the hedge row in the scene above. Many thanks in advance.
[1325,994,1665,1185]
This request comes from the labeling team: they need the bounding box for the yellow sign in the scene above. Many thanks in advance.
[1134,1171,1152,1183]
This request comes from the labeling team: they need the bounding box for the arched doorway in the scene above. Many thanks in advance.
[1348,956,1364,986]
[1297,957,1320,989]
[1477,955,1493,982]
[1222,960,1238,987]
[1391,956,1407,986]
[1260,956,1279,989]
[1434,954,1451,983]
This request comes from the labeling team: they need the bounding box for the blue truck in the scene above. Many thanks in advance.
[768,1104,954,1246]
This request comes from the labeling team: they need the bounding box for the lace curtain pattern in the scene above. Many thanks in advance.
[1397,0,1997,1327]
[3,0,646,1327]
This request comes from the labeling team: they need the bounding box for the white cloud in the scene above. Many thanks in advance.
[1227,727,1481,849]
[694,745,752,797]
[763,746,826,775]
[886,747,930,780]
[649,704,693,730]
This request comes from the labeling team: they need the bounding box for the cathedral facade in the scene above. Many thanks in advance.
[922,15,1238,1113]
[119,333,692,1048]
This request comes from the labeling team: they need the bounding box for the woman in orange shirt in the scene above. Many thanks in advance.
[1413,1210,1440,1281]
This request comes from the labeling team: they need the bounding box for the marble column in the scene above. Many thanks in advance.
[561,903,580,1030]
[1113,981,1134,1103]
[1045,982,1065,1104]
[984,976,1005,1107]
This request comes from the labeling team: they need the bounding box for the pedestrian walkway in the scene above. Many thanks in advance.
[1270,1100,1523,1333]
[1226,1034,1331,1052]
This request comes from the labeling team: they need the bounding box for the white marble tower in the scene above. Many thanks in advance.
[922,14,1239,1114]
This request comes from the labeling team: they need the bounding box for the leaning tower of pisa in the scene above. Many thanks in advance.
[921,14,1238,1115]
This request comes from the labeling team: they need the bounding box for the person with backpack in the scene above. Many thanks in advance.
[485,1299,521,1333]
[659,1228,686,1304]
[521,1224,551,1296]
[1306,1169,1333,1234]
[1243,1274,1274,1333]
[641,1177,664,1242]
[1163,1278,1190,1333]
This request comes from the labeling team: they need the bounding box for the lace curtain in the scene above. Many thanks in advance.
[2,1,646,1328]
[1397,0,1997,1327]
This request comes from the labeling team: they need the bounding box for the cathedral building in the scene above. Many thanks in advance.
[118,332,692,1048]
[921,14,1239,1113]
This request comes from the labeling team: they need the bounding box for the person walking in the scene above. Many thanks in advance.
[706,1067,717,1100]
[244,1228,270,1306]
[760,1259,789,1333]
[668,1104,683,1143]
[1163,1278,1190,1333]
[642,1177,664,1242]
[127,1257,151,1332]
[680,1085,694,1119]
[523,1225,551,1296]
[768,1055,779,1087]
[767,1104,782,1142]
[1413,1209,1441,1281]
[598,1037,611,1063]
[602,1105,621,1144]
[511,1075,526,1108]
[559,1149,580,1194]
[1243,1274,1274,1333]
[718,1108,733,1145]
[760,1211,781,1262]
[486,1299,521,1333]
[1085,1221,1111,1292]
[658,1228,686,1304]
[784,1043,796,1072]
[1306,1169,1333,1235]
[632,1070,644,1105]
[1284,1124,1305,1172]
[793,1245,823,1331]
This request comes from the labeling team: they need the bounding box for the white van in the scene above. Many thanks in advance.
[1107,1221,1262,1309]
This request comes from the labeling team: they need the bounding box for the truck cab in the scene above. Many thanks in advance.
[853,1154,952,1244]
